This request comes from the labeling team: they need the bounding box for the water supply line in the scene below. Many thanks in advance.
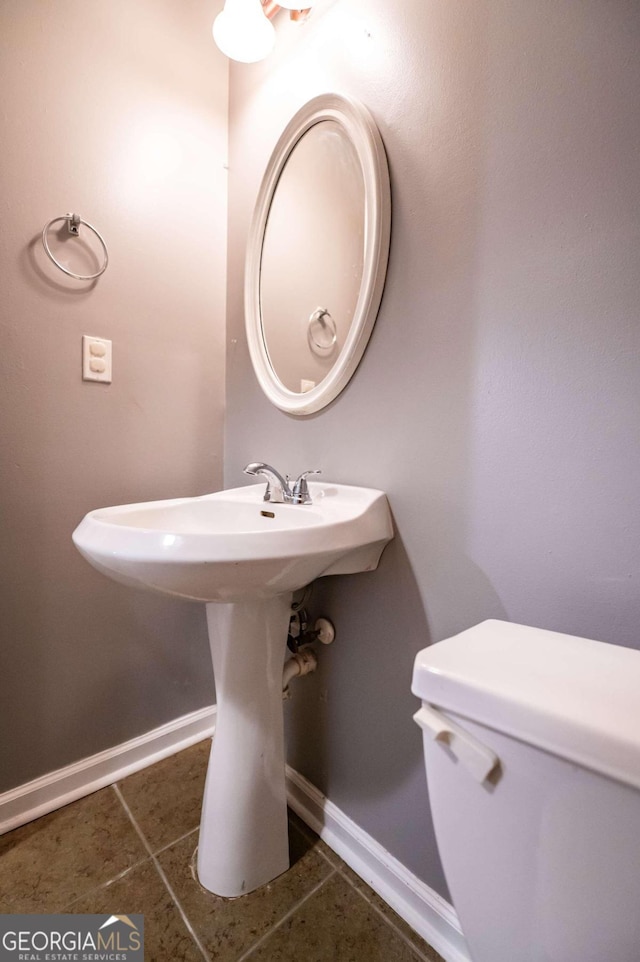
[282,612,335,697]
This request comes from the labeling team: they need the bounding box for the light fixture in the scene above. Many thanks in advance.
[213,0,276,63]
[271,0,316,8]
[213,0,315,63]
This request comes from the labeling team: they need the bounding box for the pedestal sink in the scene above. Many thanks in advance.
[72,481,393,896]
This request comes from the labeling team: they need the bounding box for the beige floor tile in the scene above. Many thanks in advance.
[288,811,444,961]
[157,821,334,962]
[118,739,210,852]
[72,858,204,962]
[1,744,445,962]
[244,871,425,962]
[286,808,345,869]
[0,788,147,913]
[337,864,445,962]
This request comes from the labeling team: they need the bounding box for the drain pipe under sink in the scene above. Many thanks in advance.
[283,648,317,694]
[283,614,335,697]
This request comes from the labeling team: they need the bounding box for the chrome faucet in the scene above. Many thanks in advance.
[243,463,321,504]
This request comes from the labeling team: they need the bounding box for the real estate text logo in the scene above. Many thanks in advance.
[0,914,144,962]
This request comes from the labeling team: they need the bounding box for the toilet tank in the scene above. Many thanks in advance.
[412,620,640,962]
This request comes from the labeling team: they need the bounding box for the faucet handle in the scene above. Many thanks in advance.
[291,470,321,505]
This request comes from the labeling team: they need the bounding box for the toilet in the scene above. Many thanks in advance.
[412,619,640,962]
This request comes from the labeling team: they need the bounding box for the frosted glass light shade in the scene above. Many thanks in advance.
[213,0,276,63]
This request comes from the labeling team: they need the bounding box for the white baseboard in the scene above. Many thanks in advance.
[285,766,471,962]
[0,705,216,835]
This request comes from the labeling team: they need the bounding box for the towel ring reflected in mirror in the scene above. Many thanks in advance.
[308,307,337,356]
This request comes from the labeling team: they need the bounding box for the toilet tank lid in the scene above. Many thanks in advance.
[412,620,640,790]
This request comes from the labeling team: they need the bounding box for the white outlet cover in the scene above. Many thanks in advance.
[82,335,112,383]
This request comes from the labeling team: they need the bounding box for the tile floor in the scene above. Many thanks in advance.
[0,740,444,962]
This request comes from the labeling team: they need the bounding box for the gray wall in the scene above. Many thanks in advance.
[226,0,640,898]
[0,0,225,792]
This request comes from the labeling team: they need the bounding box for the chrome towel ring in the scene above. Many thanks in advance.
[307,307,337,355]
[42,212,109,280]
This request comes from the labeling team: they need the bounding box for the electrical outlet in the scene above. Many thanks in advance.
[82,335,112,383]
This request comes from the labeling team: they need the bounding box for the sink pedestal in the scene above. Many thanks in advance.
[197,595,292,897]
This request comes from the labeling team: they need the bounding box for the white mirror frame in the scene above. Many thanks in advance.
[244,93,391,416]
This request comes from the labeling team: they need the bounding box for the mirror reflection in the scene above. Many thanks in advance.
[259,120,365,394]
[245,93,391,415]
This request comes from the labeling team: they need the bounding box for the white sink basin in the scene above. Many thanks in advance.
[72,482,393,602]
[72,479,393,899]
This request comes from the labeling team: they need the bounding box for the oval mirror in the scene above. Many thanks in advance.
[245,93,391,415]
